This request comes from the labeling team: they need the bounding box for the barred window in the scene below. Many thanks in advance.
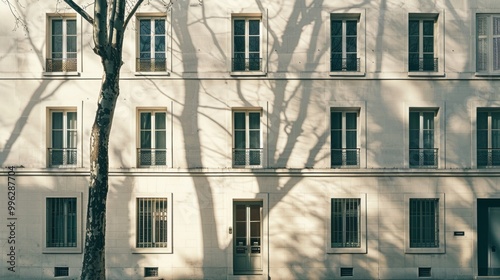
[46,198,77,247]
[137,198,168,248]
[409,198,439,248]
[331,198,360,248]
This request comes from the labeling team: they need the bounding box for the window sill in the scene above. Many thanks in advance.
[326,247,367,254]
[132,248,172,254]
[134,71,170,77]
[405,247,445,254]
[43,247,82,254]
[475,72,500,77]
[408,71,445,77]
[329,71,365,77]
[43,72,80,77]
[230,71,267,77]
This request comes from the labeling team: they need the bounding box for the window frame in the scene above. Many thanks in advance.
[404,193,445,254]
[45,14,78,74]
[326,193,366,254]
[132,193,173,254]
[230,12,267,76]
[331,109,360,168]
[329,11,365,76]
[408,108,438,168]
[137,109,168,167]
[407,12,444,76]
[43,192,82,254]
[136,15,169,74]
[476,109,500,167]
[232,109,263,168]
[476,14,500,74]
[48,109,78,167]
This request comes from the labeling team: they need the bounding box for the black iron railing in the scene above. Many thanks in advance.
[48,148,77,166]
[233,148,263,167]
[136,58,167,72]
[409,57,438,72]
[137,148,167,166]
[232,58,262,72]
[409,148,438,168]
[331,148,360,168]
[330,57,360,72]
[477,148,500,167]
[46,58,77,72]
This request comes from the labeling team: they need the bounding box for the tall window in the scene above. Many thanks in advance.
[331,198,360,248]
[331,111,359,167]
[233,111,262,167]
[49,110,77,166]
[409,16,437,72]
[47,17,77,72]
[409,198,439,248]
[137,198,168,248]
[477,14,500,73]
[46,198,77,248]
[409,111,437,168]
[477,110,500,167]
[137,18,166,72]
[138,111,167,166]
[331,18,358,72]
[232,17,261,71]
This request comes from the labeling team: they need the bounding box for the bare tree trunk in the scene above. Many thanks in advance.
[81,55,121,280]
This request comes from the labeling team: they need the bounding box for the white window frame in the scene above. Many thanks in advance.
[329,10,365,76]
[43,192,82,254]
[48,109,78,167]
[137,109,168,167]
[330,14,360,73]
[229,12,267,76]
[232,109,263,168]
[46,15,78,74]
[404,193,445,254]
[476,14,500,74]
[136,16,168,73]
[409,109,438,168]
[476,109,500,167]
[132,193,173,254]
[326,193,366,254]
[407,12,444,76]
[331,110,360,168]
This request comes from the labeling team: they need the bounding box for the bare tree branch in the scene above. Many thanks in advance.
[124,0,144,29]
[108,0,117,45]
[63,0,94,24]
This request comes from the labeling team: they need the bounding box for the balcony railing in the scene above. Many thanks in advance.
[331,148,360,168]
[330,57,360,72]
[136,58,167,72]
[48,148,77,166]
[409,148,438,168]
[409,57,438,72]
[46,58,77,72]
[477,148,500,168]
[137,148,167,167]
[232,58,262,72]
[233,148,263,167]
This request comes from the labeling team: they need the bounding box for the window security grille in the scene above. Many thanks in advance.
[419,267,432,277]
[54,267,69,277]
[144,267,159,277]
[340,267,354,277]
[331,198,361,248]
[46,198,77,247]
[410,199,439,248]
[137,198,168,248]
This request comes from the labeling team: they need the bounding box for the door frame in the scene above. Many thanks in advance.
[226,193,268,279]
[477,198,500,277]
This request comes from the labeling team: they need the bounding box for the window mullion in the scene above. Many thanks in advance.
[151,20,155,59]
[245,20,250,60]
[419,20,423,59]
[342,20,347,58]
[62,19,67,59]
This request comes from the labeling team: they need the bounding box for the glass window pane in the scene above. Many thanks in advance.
[155,19,165,34]
[249,37,260,52]
[346,113,357,129]
[140,20,151,35]
[66,20,76,35]
[423,20,434,35]
[331,131,342,149]
[423,112,434,129]
[409,112,420,129]
[409,20,419,36]
[331,37,342,52]
[331,112,342,129]
[494,17,500,35]
[52,36,63,53]
[234,112,245,129]
[140,112,151,129]
[52,20,62,35]
[423,37,434,53]
[492,112,500,129]
[52,112,63,129]
[155,131,166,149]
[346,37,357,52]
[249,20,260,35]
[234,131,245,149]
[346,131,357,148]
[67,36,77,53]
[140,131,151,148]
[155,36,165,52]
[346,20,357,36]
[140,35,151,53]
[249,131,260,149]
[233,20,245,35]
[331,20,342,36]
[155,113,166,129]
[249,112,260,129]
[52,131,63,148]
[409,36,419,53]
[234,36,245,52]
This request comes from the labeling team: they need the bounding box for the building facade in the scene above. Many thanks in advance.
[1,0,500,279]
